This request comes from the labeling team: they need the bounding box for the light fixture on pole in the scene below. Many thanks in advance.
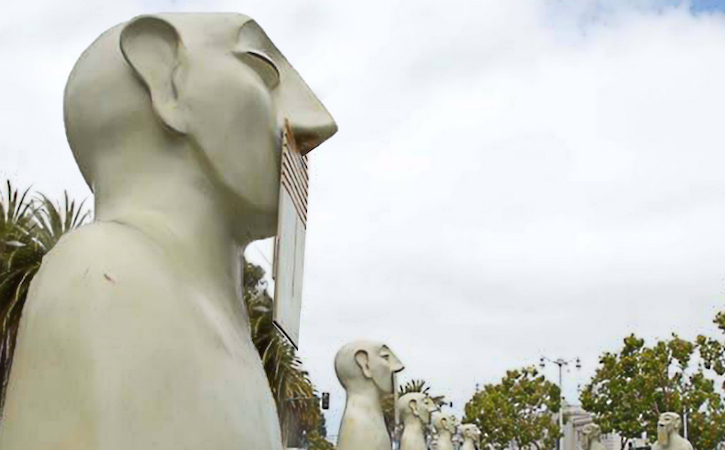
[539,356,581,450]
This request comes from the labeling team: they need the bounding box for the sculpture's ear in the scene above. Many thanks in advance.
[120,15,187,134]
[354,349,372,379]
[441,416,449,428]
[409,399,419,417]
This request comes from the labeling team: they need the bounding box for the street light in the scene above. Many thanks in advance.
[539,357,581,450]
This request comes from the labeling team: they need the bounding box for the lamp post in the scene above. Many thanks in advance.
[540,357,581,450]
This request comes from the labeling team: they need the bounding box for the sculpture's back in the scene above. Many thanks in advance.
[0,13,336,450]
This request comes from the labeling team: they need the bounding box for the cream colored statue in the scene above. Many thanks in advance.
[652,413,694,450]
[398,392,438,450]
[0,13,336,450]
[432,412,458,450]
[581,423,607,450]
[460,424,481,450]
[335,341,404,450]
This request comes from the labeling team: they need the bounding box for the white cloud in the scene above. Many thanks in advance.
[3,0,725,440]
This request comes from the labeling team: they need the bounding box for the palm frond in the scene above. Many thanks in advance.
[243,261,324,446]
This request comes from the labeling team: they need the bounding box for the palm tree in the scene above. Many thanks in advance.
[243,262,329,447]
[399,379,447,406]
[0,182,90,411]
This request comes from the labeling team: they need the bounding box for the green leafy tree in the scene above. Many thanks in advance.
[463,367,561,450]
[697,311,725,383]
[580,334,725,450]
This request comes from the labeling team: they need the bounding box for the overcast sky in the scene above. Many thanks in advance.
[3,0,725,440]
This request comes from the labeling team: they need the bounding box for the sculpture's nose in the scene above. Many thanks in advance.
[290,119,338,154]
[238,19,337,155]
[390,355,405,373]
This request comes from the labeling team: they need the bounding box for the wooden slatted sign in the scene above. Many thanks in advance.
[273,121,308,348]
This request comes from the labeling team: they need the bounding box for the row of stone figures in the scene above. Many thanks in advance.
[581,413,693,450]
[428,415,482,450]
[333,340,694,450]
[334,340,481,450]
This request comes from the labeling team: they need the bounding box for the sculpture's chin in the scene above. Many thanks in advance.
[658,431,669,447]
[376,384,392,397]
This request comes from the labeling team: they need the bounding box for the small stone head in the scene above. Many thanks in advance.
[581,423,601,449]
[460,424,481,442]
[397,392,438,426]
[432,412,458,436]
[334,341,404,397]
[657,412,681,446]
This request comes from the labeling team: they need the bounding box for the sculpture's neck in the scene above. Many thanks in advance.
[338,390,389,450]
[436,430,454,450]
[462,437,477,450]
[437,430,452,441]
[344,390,384,417]
[94,144,246,303]
[662,434,686,449]
[401,419,427,450]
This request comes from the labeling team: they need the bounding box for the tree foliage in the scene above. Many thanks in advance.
[697,312,725,382]
[244,262,334,448]
[580,334,725,450]
[463,367,561,450]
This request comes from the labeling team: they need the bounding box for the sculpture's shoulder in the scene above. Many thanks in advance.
[337,407,391,450]
[0,222,182,449]
[42,220,164,275]
[676,436,694,450]
[22,220,174,319]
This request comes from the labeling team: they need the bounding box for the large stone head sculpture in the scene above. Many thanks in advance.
[581,423,602,450]
[335,341,404,397]
[657,412,682,446]
[64,13,336,240]
[432,412,458,436]
[397,392,438,426]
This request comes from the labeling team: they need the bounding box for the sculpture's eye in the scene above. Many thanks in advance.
[233,51,280,90]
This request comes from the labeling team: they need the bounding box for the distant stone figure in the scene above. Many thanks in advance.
[398,392,439,450]
[0,12,336,450]
[652,413,694,450]
[432,412,458,450]
[335,341,404,450]
[581,423,607,450]
[460,424,481,450]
